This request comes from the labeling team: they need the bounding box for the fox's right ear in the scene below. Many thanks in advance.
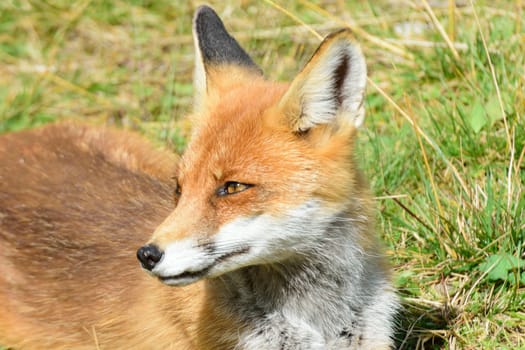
[276,30,367,135]
[192,6,263,112]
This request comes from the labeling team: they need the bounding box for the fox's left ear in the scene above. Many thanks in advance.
[277,30,367,133]
[192,6,263,112]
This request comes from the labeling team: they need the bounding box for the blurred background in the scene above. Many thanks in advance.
[0,1,523,349]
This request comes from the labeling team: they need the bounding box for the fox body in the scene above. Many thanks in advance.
[0,6,398,350]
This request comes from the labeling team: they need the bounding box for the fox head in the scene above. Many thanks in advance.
[137,6,368,286]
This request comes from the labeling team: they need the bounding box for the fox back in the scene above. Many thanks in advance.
[0,6,398,350]
[0,123,189,348]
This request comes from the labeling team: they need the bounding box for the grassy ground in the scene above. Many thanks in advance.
[1,0,524,349]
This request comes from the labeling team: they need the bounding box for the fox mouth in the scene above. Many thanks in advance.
[159,265,212,282]
[157,246,250,285]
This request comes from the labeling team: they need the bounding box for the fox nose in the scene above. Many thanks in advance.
[137,244,164,271]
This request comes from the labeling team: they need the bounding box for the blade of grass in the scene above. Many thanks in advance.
[42,72,116,109]
[384,38,468,51]
[262,0,323,40]
[448,0,456,42]
[516,0,523,33]
[47,0,94,61]
[368,78,470,195]
[386,191,435,234]
[421,0,460,60]
[297,0,414,60]
[403,95,445,223]
[468,0,514,211]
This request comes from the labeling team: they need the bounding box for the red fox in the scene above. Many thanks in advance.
[0,5,398,350]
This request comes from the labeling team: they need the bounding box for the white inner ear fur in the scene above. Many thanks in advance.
[293,40,367,131]
[192,25,206,113]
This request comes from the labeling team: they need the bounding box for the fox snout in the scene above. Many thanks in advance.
[137,244,164,271]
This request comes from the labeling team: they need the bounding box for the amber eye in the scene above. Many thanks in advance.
[217,182,253,196]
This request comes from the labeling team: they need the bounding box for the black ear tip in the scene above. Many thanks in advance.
[195,4,215,13]
[193,5,221,25]
[192,4,263,74]
[193,5,228,41]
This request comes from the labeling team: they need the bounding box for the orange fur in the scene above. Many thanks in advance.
[0,123,248,349]
[153,72,365,245]
[0,10,396,349]
[0,74,377,349]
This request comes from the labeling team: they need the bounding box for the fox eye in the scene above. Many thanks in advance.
[173,180,182,200]
[217,182,253,196]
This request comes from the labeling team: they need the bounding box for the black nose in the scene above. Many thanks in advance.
[137,244,164,271]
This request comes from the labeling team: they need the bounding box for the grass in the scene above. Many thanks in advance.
[1,0,524,349]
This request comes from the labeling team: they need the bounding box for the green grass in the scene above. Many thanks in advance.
[1,0,524,349]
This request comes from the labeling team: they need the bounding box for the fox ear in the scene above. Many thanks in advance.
[277,30,367,133]
[192,6,262,111]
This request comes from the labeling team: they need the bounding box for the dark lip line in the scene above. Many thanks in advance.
[159,264,212,281]
[159,246,250,282]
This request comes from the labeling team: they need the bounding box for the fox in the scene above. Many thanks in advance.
[0,5,398,350]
